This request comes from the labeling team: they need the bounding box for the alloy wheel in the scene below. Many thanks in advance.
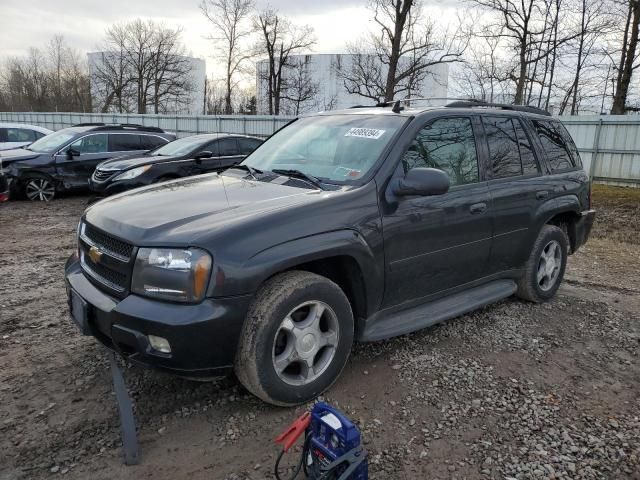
[537,240,562,291]
[25,178,55,202]
[272,300,340,386]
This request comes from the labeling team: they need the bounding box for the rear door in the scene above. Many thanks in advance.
[381,115,493,307]
[481,115,546,272]
[54,134,110,188]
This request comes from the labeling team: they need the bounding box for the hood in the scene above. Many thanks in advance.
[97,152,163,171]
[84,173,326,245]
[0,148,41,165]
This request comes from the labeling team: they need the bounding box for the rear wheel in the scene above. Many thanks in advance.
[235,271,354,406]
[24,175,56,202]
[516,225,568,303]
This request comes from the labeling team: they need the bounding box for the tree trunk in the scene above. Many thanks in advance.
[612,0,640,114]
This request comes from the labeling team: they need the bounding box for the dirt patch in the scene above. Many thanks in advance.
[1,189,639,480]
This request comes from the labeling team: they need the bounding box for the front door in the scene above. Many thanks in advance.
[55,134,111,189]
[381,116,492,308]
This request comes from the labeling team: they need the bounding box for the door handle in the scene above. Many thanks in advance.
[536,190,549,200]
[469,202,487,214]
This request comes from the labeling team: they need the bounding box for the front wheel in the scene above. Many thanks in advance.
[516,225,568,303]
[235,271,354,406]
[24,175,56,202]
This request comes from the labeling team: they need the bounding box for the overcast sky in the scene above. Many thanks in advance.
[0,0,459,78]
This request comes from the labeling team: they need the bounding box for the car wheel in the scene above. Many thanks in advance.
[516,224,568,303]
[235,271,354,406]
[24,175,56,202]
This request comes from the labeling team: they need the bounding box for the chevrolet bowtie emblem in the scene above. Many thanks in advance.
[88,246,103,264]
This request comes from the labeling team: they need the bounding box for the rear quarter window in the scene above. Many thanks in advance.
[532,120,576,172]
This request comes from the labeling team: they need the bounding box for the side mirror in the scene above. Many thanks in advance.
[194,150,213,160]
[66,148,80,159]
[393,167,450,197]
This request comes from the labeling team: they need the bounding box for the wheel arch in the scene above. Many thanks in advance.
[235,230,383,333]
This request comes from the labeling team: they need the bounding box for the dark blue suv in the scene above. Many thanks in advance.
[1,123,174,201]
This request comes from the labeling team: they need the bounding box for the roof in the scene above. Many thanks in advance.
[0,123,53,133]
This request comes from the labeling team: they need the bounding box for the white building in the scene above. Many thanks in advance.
[256,53,449,115]
[88,52,206,114]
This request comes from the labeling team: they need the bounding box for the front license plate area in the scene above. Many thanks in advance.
[70,289,91,336]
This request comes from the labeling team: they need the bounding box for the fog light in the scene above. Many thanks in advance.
[148,335,171,354]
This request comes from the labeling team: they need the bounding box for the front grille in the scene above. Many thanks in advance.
[93,169,117,182]
[79,222,135,298]
[83,223,133,261]
[81,252,127,292]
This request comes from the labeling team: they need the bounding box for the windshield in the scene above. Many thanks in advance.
[242,114,407,183]
[27,130,76,153]
[152,136,210,156]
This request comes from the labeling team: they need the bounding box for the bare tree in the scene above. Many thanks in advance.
[254,8,316,115]
[200,0,254,114]
[340,0,468,103]
[454,25,512,102]
[91,19,194,114]
[280,57,320,115]
[0,36,90,112]
[610,0,640,113]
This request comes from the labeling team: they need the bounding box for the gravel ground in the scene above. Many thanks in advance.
[0,187,639,480]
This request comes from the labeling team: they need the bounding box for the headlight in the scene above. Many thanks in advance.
[131,248,212,303]
[113,165,151,181]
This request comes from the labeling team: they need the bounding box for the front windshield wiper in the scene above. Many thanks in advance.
[227,164,262,179]
[271,169,326,191]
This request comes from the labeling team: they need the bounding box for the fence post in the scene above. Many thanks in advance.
[589,118,603,180]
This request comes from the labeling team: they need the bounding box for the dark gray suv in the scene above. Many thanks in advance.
[65,101,595,406]
[1,123,174,201]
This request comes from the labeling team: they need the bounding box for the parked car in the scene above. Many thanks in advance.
[90,133,263,196]
[65,101,595,406]
[2,123,174,201]
[0,123,53,151]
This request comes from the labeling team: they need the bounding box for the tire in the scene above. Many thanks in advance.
[235,271,354,406]
[23,174,56,202]
[516,225,568,303]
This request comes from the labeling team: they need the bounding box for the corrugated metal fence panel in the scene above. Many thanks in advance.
[557,116,640,186]
[2,112,639,185]
[0,112,294,139]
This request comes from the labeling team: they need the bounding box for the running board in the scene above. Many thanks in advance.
[360,279,517,342]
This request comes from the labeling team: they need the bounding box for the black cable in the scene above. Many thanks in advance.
[274,433,312,480]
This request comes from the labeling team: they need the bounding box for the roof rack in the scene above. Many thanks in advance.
[71,123,165,133]
[349,97,551,116]
[445,100,551,116]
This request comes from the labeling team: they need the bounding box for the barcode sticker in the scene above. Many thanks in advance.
[344,128,386,139]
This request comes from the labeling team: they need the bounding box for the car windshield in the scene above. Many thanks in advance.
[242,114,407,184]
[152,136,209,156]
[26,130,76,153]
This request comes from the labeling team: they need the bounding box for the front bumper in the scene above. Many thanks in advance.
[65,255,252,379]
[573,209,596,252]
[89,176,148,195]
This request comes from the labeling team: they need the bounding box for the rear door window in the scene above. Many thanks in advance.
[513,119,540,175]
[482,116,522,179]
[109,134,142,152]
[532,120,575,172]
[218,138,240,156]
[140,135,167,150]
[238,137,262,155]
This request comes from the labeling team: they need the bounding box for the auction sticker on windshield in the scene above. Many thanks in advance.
[344,128,386,139]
